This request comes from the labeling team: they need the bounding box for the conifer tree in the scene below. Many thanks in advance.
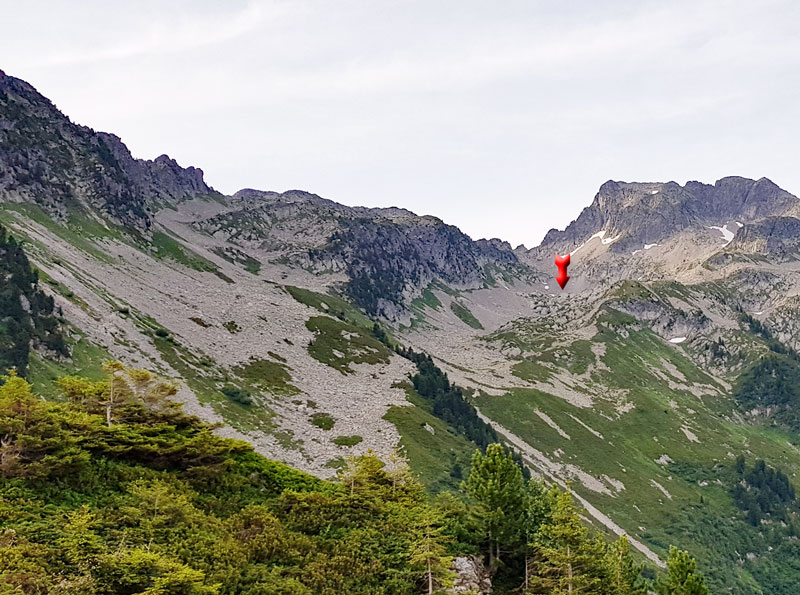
[527,489,608,594]
[58,362,178,426]
[656,546,709,595]
[522,477,551,589]
[465,443,526,568]
[605,535,647,594]
[410,510,454,594]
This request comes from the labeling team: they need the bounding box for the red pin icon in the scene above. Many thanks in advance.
[555,253,570,290]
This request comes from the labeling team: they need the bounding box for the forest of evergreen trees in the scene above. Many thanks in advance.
[734,354,800,430]
[732,456,798,526]
[0,367,707,594]
[0,223,67,376]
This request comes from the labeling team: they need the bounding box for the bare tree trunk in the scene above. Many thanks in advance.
[567,545,573,593]
[427,558,433,594]
[106,381,114,427]
[525,554,529,589]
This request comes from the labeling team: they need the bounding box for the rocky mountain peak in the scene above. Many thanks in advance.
[0,71,213,228]
[535,176,800,258]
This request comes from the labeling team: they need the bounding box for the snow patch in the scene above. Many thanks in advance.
[634,243,658,255]
[668,336,686,344]
[572,230,620,255]
[709,223,736,246]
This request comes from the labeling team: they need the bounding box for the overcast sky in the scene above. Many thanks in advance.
[3,0,800,247]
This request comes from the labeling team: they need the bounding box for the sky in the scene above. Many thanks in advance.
[3,0,800,248]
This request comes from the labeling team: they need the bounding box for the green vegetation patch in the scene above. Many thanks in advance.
[332,435,363,447]
[284,285,373,328]
[223,320,241,334]
[310,412,335,430]
[150,230,233,283]
[233,357,300,396]
[221,384,254,406]
[27,334,112,399]
[412,287,443,311]
[450,301,484,330]
[305,315,392,374]
[384,383,476,493]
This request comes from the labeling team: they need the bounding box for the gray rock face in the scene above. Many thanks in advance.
[725,216,800,261]
[448,556,492,594]
[535,177,800,256]
[0,73,213,228]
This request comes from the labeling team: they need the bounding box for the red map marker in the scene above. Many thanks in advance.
[555,253,570,290]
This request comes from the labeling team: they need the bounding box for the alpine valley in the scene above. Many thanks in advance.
[4,69,800,593]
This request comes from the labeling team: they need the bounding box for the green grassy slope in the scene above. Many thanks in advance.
[474,285,800,593]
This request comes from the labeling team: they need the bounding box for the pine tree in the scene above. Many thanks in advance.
[527,489,608,594]
[522,477,551,590]
[605,535,647,594]
[656,546,709,595]
[410,510,454,594]
[465,443,526,568]
[58,362,179,426]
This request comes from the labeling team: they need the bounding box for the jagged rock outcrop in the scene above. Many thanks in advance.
[724,216,800,261]
[535,177,800,256]
[0,70,212,229]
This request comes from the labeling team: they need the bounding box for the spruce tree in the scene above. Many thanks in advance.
[465,443,526,568]
[527,489,608,594]
[656,546,709,595]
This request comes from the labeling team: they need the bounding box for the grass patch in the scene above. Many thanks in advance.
[325,457,346,470]
[27,333,112,399]
[305,316,392,374]
[284,285,373,328]
[383,383,476,493]
[450,301,484,330]
[233,357,299,396]
[150,230,233,283]
[311,413,335,431]
[411,287,443,311]
[332,435,363,447]
[1,203,122,263]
